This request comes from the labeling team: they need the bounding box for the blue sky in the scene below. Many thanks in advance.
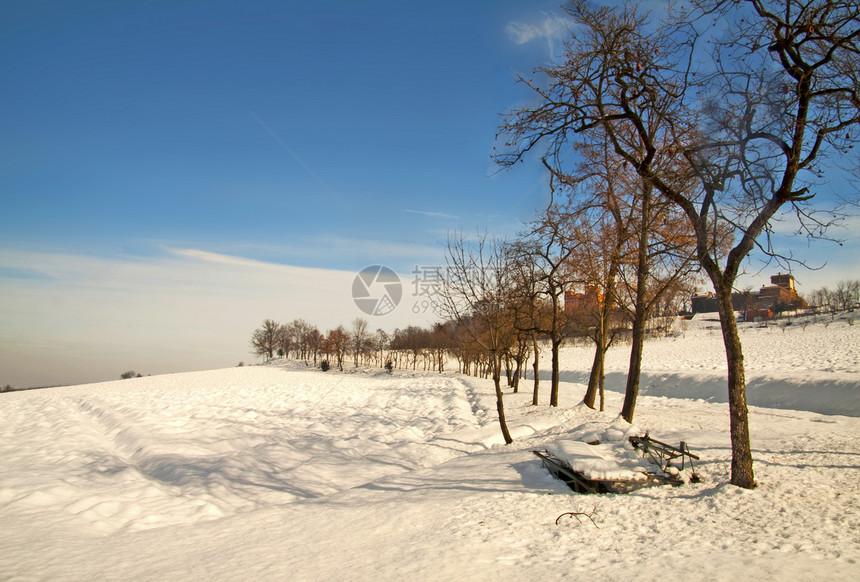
[1,0,858,387]
[1,0,556,270]
[0,0,563,386]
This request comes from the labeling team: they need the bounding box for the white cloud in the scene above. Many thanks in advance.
[505,13,569,55]
[402,209,460,220]
[196,236,447,273]
[166,247,289,270]
[0,247,437,387]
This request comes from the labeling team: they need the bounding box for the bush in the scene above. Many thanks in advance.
[320,360,330,372]
[120,371,138,380]
[384,360,393,374]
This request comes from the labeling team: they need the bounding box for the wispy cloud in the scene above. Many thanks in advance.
[402,209,460,220]
[166,247,298,271]
[207,236,447,271]
[506,13,569,56]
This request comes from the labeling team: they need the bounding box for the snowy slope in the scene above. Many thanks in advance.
[1,319,858,581]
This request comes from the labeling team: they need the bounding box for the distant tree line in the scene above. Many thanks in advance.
[805,280,860,314]
[250,316,529,378]
[250,317,450,373]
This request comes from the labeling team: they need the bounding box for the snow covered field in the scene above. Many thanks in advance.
[1,317,858,581]
[560,314,860,416]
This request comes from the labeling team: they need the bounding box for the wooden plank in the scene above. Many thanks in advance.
[532,450,598,494]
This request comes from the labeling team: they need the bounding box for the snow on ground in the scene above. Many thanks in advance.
[559,314,860,416]
[1,318,859,581]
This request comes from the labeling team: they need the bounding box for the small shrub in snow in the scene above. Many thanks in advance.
[320,360,330,372]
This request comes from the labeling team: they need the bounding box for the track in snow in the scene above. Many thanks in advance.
[0,366,498,535]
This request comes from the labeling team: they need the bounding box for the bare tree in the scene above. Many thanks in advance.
[429,322,454,373]
[372,328,390,368]
[504,327,532,393]
[351,317,370,367]
[513,202,583,407]
[497,0,860,488]
[550,138,637,411]
[571,210,628,413]
[834,279,860,311]
[615,179,699,422]
[390,326,427,370]
[281,319,315,360]
[275,323,294,359]
[326,326,349,371]
[508,247,549,405]
[533,136,698,420]
[307,326,323,365]
[436,233,515,444]
[251,319,280,361]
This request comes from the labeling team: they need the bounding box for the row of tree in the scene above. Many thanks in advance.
[251,318,463,373]
[431,215,695,445]
[250,317,536,379]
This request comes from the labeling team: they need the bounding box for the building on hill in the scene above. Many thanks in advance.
[564,287,600,315]
[756,273,807,314]
[691,292,744,314]
[770,273,796,290]
[691,273,807,320]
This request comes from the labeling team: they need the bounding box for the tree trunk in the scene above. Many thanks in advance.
[620,308,646,423]
[532,335,540,406]
[512,356,522,393]
[583,343,603,409]
[492,353,514,444]
[583,249,620,409]
[599,367,605,412]
[584,341,607,411]
[549,337,562,407]
[621,182,651,424]
[715,280,756,488]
